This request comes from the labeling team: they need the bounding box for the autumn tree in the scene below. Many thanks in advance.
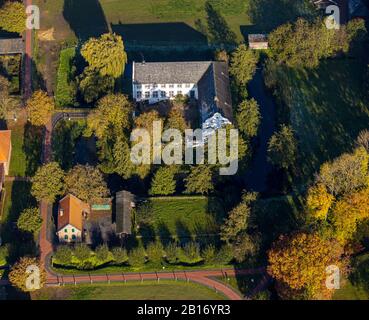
[229,44,259,86]
[146,241,165,264]
[267,233,345,299]
[0,75,18,119]
[149,166,177,196]
[31,162,66,203]
[27,90,54,126]
[165,108,188,132]
[268,125,297,169]
[81,33,127,78]
[9,257,46,292]
[232,232,260,263]
[306,183,334,221]
[111,133,134,179]
[316,147,369,196]
[17,207,43,235]
[184,165,214,195]
[220,192,257,243]
[78,67,114,103]
[65,165,110,204]
[0,1,27,34]
[236,99,261,138]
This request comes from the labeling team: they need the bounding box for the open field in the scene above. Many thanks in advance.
[29,281,226,300]
[137,196,226,242]
[271,59,369,185]
[35,0,314,43]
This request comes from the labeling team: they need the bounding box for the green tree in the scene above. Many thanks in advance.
[17,207,42,235]
[0,245,9,267]
[31,162,66,203]
[112,133,134,179]
[202,244,216,264]
[165,242,180,264]
[268,125,297,169]
[87,94,133,139]
[26,90,54,126]
[0,1,27,34]
[232,232,260,263]
[54,246,73,265]
[73,243,91,262]
[236,99,261,137]
[180,242,202,264]
[65,165,110,204]
[146,242,165,264]
[149,166,177,196]
[111,247,128,265]
[95,244,110,262]
[229,44,259,86]
[9,257,46,292]
[78,67,114,104]
[166,108,188,132]
[128,247,147,267]
[81,33,127,78]
[0,75,18,119]
[184,165,214,195]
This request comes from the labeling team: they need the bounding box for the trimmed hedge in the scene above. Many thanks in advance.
[55,47,77,107]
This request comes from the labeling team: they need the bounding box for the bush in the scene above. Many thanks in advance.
[55,48,77,107]
[73,244,91,262]
[202,245,216,264]
[111,247,129,265]
[17,207,43,235]
[95,244,110,262]
[128,247,147,267]
[179,242,203,265]
[165,242,180,264]
[0,245,9,267]
[54,246,73,265]
[214,245,233,265]
[146,242,165,265]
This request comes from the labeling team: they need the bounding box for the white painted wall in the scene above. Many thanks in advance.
[57,224,82,243]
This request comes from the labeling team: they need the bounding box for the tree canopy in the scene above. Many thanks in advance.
[26,90,54,126]
[65,165,110,204]
[149,166,177,196]
[31,162,66,203]
[0,1,27,34]
[81,33,127,78]
[184,165,214,195]
[236,99,261,138]
[17,207,43,235]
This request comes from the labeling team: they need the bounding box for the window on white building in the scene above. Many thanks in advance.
[169,91,174,97]
[169,84,174,88]
[161,91,166,98]
[153,91,159,98]
[136,84,142,89]
[136,91,142,99]
[160,84,166,88]
[145,92,150,99]
[153,84,158,89]
[185,83,191,88]
[145,84,150,89]
[177,84,182,88]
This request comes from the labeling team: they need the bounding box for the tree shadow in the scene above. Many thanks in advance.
[63,0,109,40]
[175,220,191,246]
[157,222,172,247]
[205,1,237,45]
[23,122,43,177]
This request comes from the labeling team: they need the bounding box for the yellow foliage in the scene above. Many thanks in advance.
[306,183,334,220]
[26,90,54,126]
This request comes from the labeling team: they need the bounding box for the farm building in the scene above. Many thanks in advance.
[248,34,268,50]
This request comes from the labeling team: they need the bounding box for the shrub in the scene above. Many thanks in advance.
[165,242,180,264]
[73,244,91,262]
[55,48,77,107]
[146,242,165,265]
[128,247,147,267]
[179,242,203,265]
[202,245,216,264]
[54,246,73,265]
[17,207,43,235]
[214,245,233,265]
[111,247,129,265]
[95,244,110,262]
[0,245,9,267]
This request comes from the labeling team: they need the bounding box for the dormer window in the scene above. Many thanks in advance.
[59,209,64,217]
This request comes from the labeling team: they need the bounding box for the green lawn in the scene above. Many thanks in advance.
[36,0,314,43]
[215,274,264,297]
[8,122,43,177]
[272,59,369,185]
[30,281,226,300]
[136,196,226,241]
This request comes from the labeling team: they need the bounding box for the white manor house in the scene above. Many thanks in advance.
[132,61,234,133]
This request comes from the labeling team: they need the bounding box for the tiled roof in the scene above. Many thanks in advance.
[57,194,90,231]
[0,130,11,163]
[0,38,24,54]
[134,61,212,84]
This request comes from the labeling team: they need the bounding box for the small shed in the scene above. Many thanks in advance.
[0,38,24,55]
[115,191,135,236]
[248,34,268,50]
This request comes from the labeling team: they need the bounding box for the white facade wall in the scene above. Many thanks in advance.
[133,83,198,104]
[57,224,82,243]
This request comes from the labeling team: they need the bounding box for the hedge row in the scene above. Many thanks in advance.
[55,47,77,107]
[52,242,233,271]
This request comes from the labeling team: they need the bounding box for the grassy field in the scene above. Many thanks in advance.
[137,196,226,241]
[271,59,369,185]
[7,121,43,177]
[35,0,314,43]
[30,281,226,300]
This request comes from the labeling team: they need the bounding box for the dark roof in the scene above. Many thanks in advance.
[197,62,233,122]
[0,38,24,54]
[115,191,134,235]
[133,61,212,84]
